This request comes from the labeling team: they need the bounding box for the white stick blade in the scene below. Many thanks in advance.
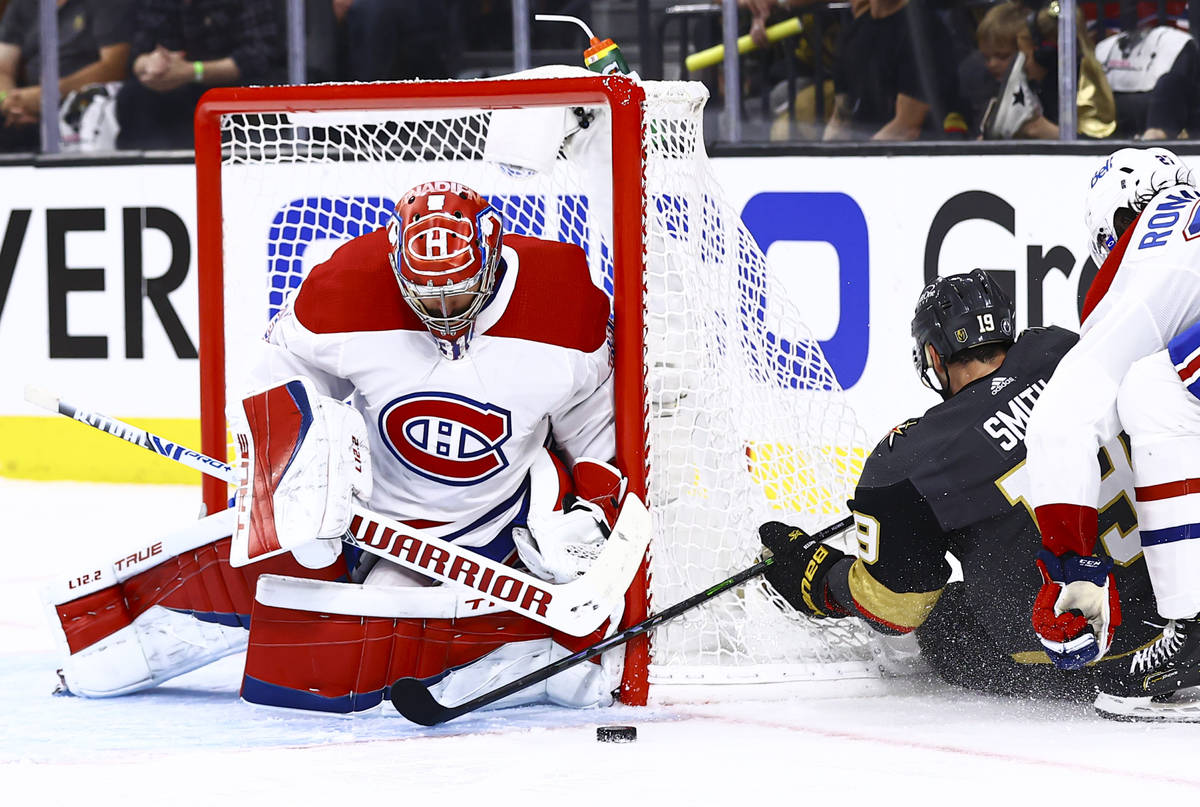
[611,492,651,549]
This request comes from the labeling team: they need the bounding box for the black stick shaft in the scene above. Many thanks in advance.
[390,514,855,725]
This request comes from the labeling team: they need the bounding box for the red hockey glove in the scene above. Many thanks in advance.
[570,457,628,530]
[1032,549,1121,670]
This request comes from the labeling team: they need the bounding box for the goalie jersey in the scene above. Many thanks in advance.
[246,230,616,553]
[840,326,1160,662]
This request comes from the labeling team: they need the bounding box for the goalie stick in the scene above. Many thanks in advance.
[24,385,239,485]
[389,514,856,725]
[24,385,651,637]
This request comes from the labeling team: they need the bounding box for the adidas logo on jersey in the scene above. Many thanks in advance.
[990,376,1015,395]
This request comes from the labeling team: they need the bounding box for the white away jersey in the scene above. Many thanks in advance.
[1026,184,1200,518]
[246,229,616,547]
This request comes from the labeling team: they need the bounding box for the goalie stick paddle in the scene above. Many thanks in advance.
[389,514,856,726]
[24,384,652,636]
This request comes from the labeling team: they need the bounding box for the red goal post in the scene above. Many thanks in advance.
[193,73,894,706]
[194,75,654,701]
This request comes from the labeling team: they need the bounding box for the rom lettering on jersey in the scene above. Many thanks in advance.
[1139,189,1200,251]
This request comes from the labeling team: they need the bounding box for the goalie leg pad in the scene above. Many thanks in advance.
[243,594,551,714]
[48,510,345,697]
[1118,351,1200,618]
[241,574,620,714]
[59,606,249,698]
[428,631,623,712]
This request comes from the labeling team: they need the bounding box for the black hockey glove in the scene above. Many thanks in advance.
[759,521,851,619]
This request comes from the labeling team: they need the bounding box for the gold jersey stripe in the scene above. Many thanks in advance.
[847,559,942,631]
[1011,632,1168,665]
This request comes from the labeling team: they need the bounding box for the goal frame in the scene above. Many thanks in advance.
[193,76,655,703]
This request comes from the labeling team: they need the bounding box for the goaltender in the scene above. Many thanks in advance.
[761,270,1163,707]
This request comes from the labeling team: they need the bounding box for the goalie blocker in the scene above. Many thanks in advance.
[230,376,372,571]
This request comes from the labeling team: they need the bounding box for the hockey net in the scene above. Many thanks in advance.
[194,71,908,705]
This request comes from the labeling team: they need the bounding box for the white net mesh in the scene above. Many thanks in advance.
[637,84,890,694]
[212,75,899,699]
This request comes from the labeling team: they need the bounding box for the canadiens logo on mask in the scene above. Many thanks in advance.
[380,392,512,484]
[404,214,476,264]
[388,182,505,361]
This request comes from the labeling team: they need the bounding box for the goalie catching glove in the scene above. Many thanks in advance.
[1032,549,1122,669]
[514,453,628,584]
[230,377,373,569]
[759,521,850,619]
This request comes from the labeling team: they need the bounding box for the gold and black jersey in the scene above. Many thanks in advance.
[828,325,1160,662]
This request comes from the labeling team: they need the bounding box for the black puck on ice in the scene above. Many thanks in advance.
[596,725,637,743]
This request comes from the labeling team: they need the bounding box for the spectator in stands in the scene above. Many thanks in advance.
[116,0,280,151]
[1095,22,1200,139]
[968,0,1115,140]
[335,0,459,82]
[960,1,1055,138]
[823,0,965,141]
[738,0,826,49]
[0,0,132,152]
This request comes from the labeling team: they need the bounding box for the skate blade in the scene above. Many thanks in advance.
[1095,689,1200,723]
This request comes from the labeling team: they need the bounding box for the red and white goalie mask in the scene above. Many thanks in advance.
[388,181,505,359]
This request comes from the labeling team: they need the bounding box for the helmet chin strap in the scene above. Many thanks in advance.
[922,367,951,400]
[921,346,952,400]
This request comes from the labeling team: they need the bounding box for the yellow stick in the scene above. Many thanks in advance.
[685,17,803,72]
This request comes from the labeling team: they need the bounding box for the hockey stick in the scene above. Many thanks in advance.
[23,385,652,637]
[344,496,650,636]
[389,514,855,725]
[24,385,239,484]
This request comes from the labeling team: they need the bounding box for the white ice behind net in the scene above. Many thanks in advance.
[216,78,909,699]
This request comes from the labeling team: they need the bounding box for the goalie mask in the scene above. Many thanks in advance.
[911,269,1015,398]
[388,182,505,360]
[1085,147,1195,267]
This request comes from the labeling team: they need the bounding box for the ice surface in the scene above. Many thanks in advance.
[4,479,1199,805]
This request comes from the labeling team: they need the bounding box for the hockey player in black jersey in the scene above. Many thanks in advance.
[761,270,1168,711]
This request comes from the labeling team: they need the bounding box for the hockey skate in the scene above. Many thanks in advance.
[981,51,1042,139]
[1094,617,1200,722]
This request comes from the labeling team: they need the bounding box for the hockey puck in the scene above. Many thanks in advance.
[596,725,637,743]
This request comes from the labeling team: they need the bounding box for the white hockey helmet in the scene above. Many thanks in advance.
[1084,146,1195,267]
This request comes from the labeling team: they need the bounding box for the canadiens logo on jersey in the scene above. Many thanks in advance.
[380,393,513,485]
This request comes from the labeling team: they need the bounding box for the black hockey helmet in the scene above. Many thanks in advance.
[911,269,1015,394]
